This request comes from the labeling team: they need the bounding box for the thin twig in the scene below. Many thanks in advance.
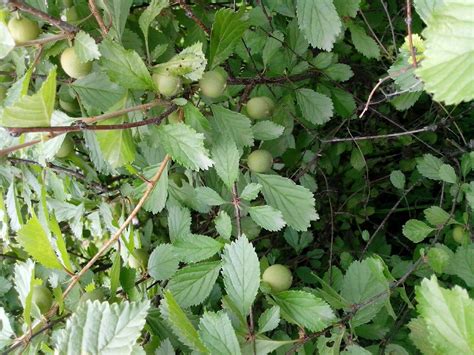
[228,71,318,85]
[359,10,391,58]
[380,0,397,50]
[14,33,71,47]
[88,0,108,38]
[359,76,391,118]
[405,0,418,67]
[232,183,242,238]
[177,0,210,34]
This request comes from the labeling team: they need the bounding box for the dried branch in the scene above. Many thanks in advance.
[228,71,318,85]
[405,0,418,67]
[88,0,108,38]
[359,75,391,118]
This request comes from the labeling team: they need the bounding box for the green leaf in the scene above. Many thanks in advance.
[134,163,168,214]
[13,259,35,325]
[240,183,262,201]
[160,291,208,353]
[71,72,127,113]
[157,123,214,171]
[148,244,179,281]
[391,91,423,111]
[423,206,453,226]
[262,31,284,68]
[402,219,435,243]
[341,345,372,354]
[414,275,474,354]
[221,236,260,317]
[322,63,354,82]
[257,306,280,334]
[348,23,380,60]
[168,205,191,242]
[167,261,221,308]
[74,31,100,63]
[241,338,296,355]
[296,0,342,51]
[329,86,357,118]
[447,245,474,287]
[195,186,226,206]
[139,0,169,58]
[107,0,133,41]
[211,105,254,148]
[408,317,438,354]
[416,0,474,104]
[249,205,286,232]
[414,0,444,24]
[0,68,56,127]
[209,9,250,69]
[156,339,175,355]
[56,300,150,354]
[211,138,240,188]
[296,88,333,125]
[0,307,14,349]
[257,174,318,232]
[173,234,223,263]
[417,154,443,180]
[99,39,154,90]
[341,258,389,326]
[215,211,232,239]
[17,216,63,270]
[198,311,241,355]
[252,121,285,141]
[272,290,337,331]
[438,163,457,184]
[183,102,210,134]
[334,0,361,17]
[153,42,207,81]
[0,22,15,59]
[390,170,406,190]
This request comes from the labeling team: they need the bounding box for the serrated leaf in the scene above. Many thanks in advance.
[438,163,457,184]
[424,206,453,226]
[135,163,168,214]
[17,216,63,270]
[211,105,254,148]
[447,245,474,288]
[348,23,380,60]
[139,0,169,57]
[0,22,15,59]
[0,307,14,349]
[408,317,437,354]
[257,174,318,232]
[14,259,35,311]
[241,338,296,355]
[99,39,153,90]
[249,205,286,232]
[414,0,444,24]
[215,211,232,239]
[198,311,241,355]
[221,236,260,317]
[183,102,210,134]
[416,0,474,104]
[323,63,354,82]
[417,154,443,180]
[156,338,175,355]
[272,290,337,332]
[402,219,435,243]
[148,244,179,281]
[262,31,284,68]
[209,9,250,68]
[296,88,333,125]
[329,86,357,118]
[157,123,214,171]
[107,0,133,41]
[252,121,285,141]
[334,0,361,18]
[153,42,207,81]
[55,300,150,354]
[211,138,240,188]
[74,31,100,63]
[167,261,221,308]
[160,291,208,353]
[296,0,342,51]
[195,186,226,206]
[390,170,406,190]
[414,276,474,354]
[0,68,56,127]
[168,205,191,242]
[258,306,280,334]
[173,234,223,263]
[240,183,262,201]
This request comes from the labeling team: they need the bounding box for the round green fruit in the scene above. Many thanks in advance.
[60,47,92,79]
[152,73,182,97]
[56,137,74,158]
[262,264,292,292]
[199,70,227,98]
[8,17,40,44]
[80,288,106,303]
[128,248,148,269]
[453,226,469,244]
[247,149,273,173]
[32,285,53,314]
[246,96,274,120]
[169,172,187,187]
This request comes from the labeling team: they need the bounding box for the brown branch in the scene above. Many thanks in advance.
[177,0,210,35]
[15,33,71,47]
[228,71,318,85]
[405,0,418,67]
[231,183,242,238]
[7,0,79,34]
[88,0,108,38]
[359,75,391,118]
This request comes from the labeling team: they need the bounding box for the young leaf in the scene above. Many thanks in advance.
[296,0,342,51]
[252,121,285,141]
[195,186,226,206]
[135,163,168,214]
[257,306,280,334]
[296,88,334,125]
[148,244,179,281]
[348,23,380,60]
[74,31,100,63]
[402,219,435,243]
[0,22,15,59]
[240,183,262,201]
[249,205,286,232]
[417,154,443,180]
[211,105,254,148]
[446,245,474,287]
[390,170,406,190]
[168,205,192,242]
[0,307,14,349]
[156,338,175,355]
[55,300,150,354]
[139,0,169,58]
[221,236,260,317]
[272,290,337,332]
[438,163,457,184]
[257,174,318,232]
[423,206,453,226]
[211,138,240,189]
[215,211,232,239]
[107,0,133,41]
[173,234,223,263]
[198,311,241,355]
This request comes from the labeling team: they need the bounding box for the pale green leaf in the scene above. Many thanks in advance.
[0,307,14,349]
[257,174,318,232]
[390,170,406,190]
[198,311,241,355]
[341,345,372,355]
[195,186,226,206]
[173,234,223,263]
[156,339,175,355]
[423,206,453,226]
[447,245,474,287]
[0,68,56,127]
[296,0,341,51]
[417,154,443,180]
[209,9,250,68]
[252,121,285,141]
[0,22,15,59]
[334,0,361,17]
[408,317,437,354]
[416,0,474,104]
[439,164,457,184]
[323,63,354,82]
[139,0,169,57]
[157,123,214,171]
[391,91,423,111]
[272,290,337,331]
[258,306,280,334]
[148,244,179,281]
[167,261,221,308]
[183,102,210,134]
[74,31,100,63]
[55,300,150,354]
[249,205,286,232]
[414,0,444,24]
[348,23,380,60]
[134,163,168,214]
[167,205,191,242]
[221,236,260,317]
[13,259,34,311]
[211,105,254,148]
[215,211,232,239]
[402,219,435,243]
[240,183,262,201]
[107,0,133,41]
[296,88,333,125]
[211,138,240,188]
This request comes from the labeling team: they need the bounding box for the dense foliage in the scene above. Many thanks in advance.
[0,0,473,354]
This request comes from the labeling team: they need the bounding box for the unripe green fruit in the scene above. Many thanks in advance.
[152,73,182,97]
[80,288,106,303]
[56,137,74,158]
[128,248,148,269]
[169,172,187,187]
[247,149,273,173]
[262,264,292,292]
[59,98,79,113]
[246,96,274,120]
[199,71,227,98]
[32,285,53,314]
[60,47,92,79]
[8,17,40,44]
[453,226,469,244]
